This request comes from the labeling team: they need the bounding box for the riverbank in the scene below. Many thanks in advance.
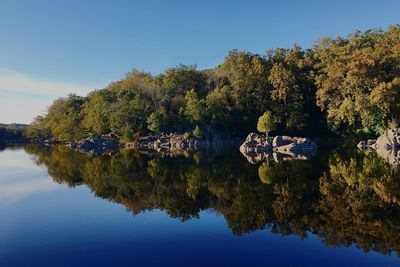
[2,133,344,156]
[41,132,243,156]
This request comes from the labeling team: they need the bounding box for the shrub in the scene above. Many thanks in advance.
[193,125,202,138]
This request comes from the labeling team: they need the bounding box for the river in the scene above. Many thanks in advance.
[0,145,399,266]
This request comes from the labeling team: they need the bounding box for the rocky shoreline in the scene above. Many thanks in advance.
[42,132,243,156]
[30,132,318,159]
[239,133,317,164]
[23,127,400,166]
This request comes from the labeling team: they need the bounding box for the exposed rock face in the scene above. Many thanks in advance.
[358,128,400,165]
[239,133,273,154]
[68,134,120,155]
[124,132,240,156]
[65,130,242,156]
[240,133,317,164]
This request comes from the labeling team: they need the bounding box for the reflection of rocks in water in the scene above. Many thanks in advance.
[375,147,400,165]
[239,133,317,163]
[358,128,400,165]
[241,151,313,164]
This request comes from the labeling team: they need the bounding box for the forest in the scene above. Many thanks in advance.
[24,25,400,141]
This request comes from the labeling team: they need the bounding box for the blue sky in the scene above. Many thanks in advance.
[1,0,399,123]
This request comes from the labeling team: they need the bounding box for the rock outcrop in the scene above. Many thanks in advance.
[240,133,317,164]
[358,128,400,165]
[128,132,209,151]
[66,131,242,156]
[124,132,241,156]
[67,134,120,155]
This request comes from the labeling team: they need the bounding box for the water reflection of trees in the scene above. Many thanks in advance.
[316,151,400,255]
[24,145,400,256]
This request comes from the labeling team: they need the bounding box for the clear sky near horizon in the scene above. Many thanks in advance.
[0,0,399,123]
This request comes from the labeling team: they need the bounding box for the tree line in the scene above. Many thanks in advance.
[25,26,400,141]
[0,123,26,142]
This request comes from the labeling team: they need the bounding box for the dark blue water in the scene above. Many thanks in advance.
[0,146,399,267]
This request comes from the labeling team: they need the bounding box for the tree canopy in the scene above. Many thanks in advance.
[24,25,400,141]
[257,111,277,136]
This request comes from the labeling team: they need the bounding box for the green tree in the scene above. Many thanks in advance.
[222,50,270,113]
[147,111,167,132]
[25,116,51,139]
[110,98,147,140]
[192,125,202,138]
[257,111,277,136]
[183,89,207,123]
[205,85,234,131]
[44,94,86,141]
[82,90,113,135]
[314,26,400,134]
[268,62,306,130]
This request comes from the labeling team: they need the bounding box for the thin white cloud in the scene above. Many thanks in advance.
[0,68,93,97]
[0,69,100,123]
[0,98,51,124]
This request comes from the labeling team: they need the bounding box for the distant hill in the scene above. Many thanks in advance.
[0,123,28,129]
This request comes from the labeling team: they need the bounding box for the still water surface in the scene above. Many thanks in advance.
[0,145,399,267]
